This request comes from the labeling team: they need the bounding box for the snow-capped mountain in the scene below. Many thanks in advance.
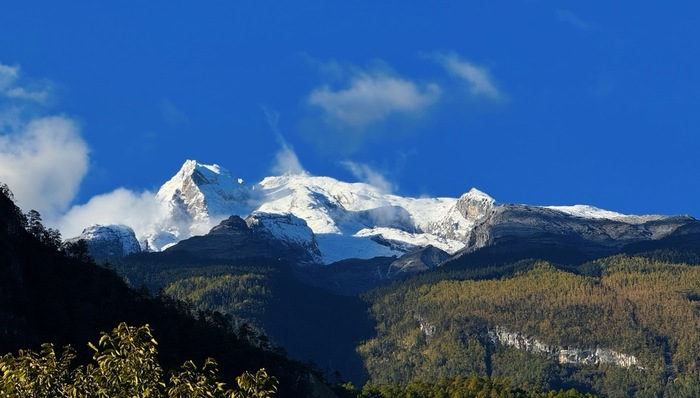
[70,159,694,264]
[254,173,465,263]
[144,160,252,251]
[65,224,141,260]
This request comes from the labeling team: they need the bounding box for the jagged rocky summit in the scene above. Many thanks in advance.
[68,159,697,266]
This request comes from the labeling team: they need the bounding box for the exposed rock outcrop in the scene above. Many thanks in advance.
[488,326,642,369]
[429,188,495,242]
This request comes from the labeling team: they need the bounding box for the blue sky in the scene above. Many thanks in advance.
[1,1,699,230]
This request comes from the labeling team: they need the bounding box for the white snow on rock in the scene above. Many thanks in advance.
[246,212,322,263]
[68,159,679,263]
[252,173,467,262]
[68,224,141,259]
[144,160,253,251]
[545,205,667,224]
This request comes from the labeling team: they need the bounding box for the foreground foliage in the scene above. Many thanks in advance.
[0,322,278,397]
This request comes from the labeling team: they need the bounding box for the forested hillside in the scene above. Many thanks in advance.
[359,254,700,397]
[113,252,375,385]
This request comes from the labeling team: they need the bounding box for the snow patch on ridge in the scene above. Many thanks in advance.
[546,205,667,224]
[355,227,463,255]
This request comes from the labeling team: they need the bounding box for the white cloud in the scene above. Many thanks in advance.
[57,188,164,239]
[434,52,503,100]
[0,62,166,243]
[0,116,89,219]
[341,160,395,194]
[0,62,88,226]
[308,71,441,128]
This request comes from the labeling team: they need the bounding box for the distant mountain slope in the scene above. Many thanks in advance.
[457,203,693,259]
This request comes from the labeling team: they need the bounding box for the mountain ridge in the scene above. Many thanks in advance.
[70,159,694,268]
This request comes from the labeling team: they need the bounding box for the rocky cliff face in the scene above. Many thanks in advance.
[488,326,642,369]
[65,224,141,260]
[429,188,495,242]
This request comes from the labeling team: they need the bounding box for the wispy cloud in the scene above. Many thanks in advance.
[433,52,503,101]
[158,99,190,126]
[297,53,345,82]
[341,160,396,194]
[6,87,49,102]
[308,69,441,129]
[263,107,305,175]
[0,63,51,104]
[0,64,19,91]
[272,145,305,176]
[557,9,598,32]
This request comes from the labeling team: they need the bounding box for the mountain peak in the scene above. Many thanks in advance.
[163,160,243,189]
[456,188,496,221]
[463,188,495,202]
[146,160,252,251]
